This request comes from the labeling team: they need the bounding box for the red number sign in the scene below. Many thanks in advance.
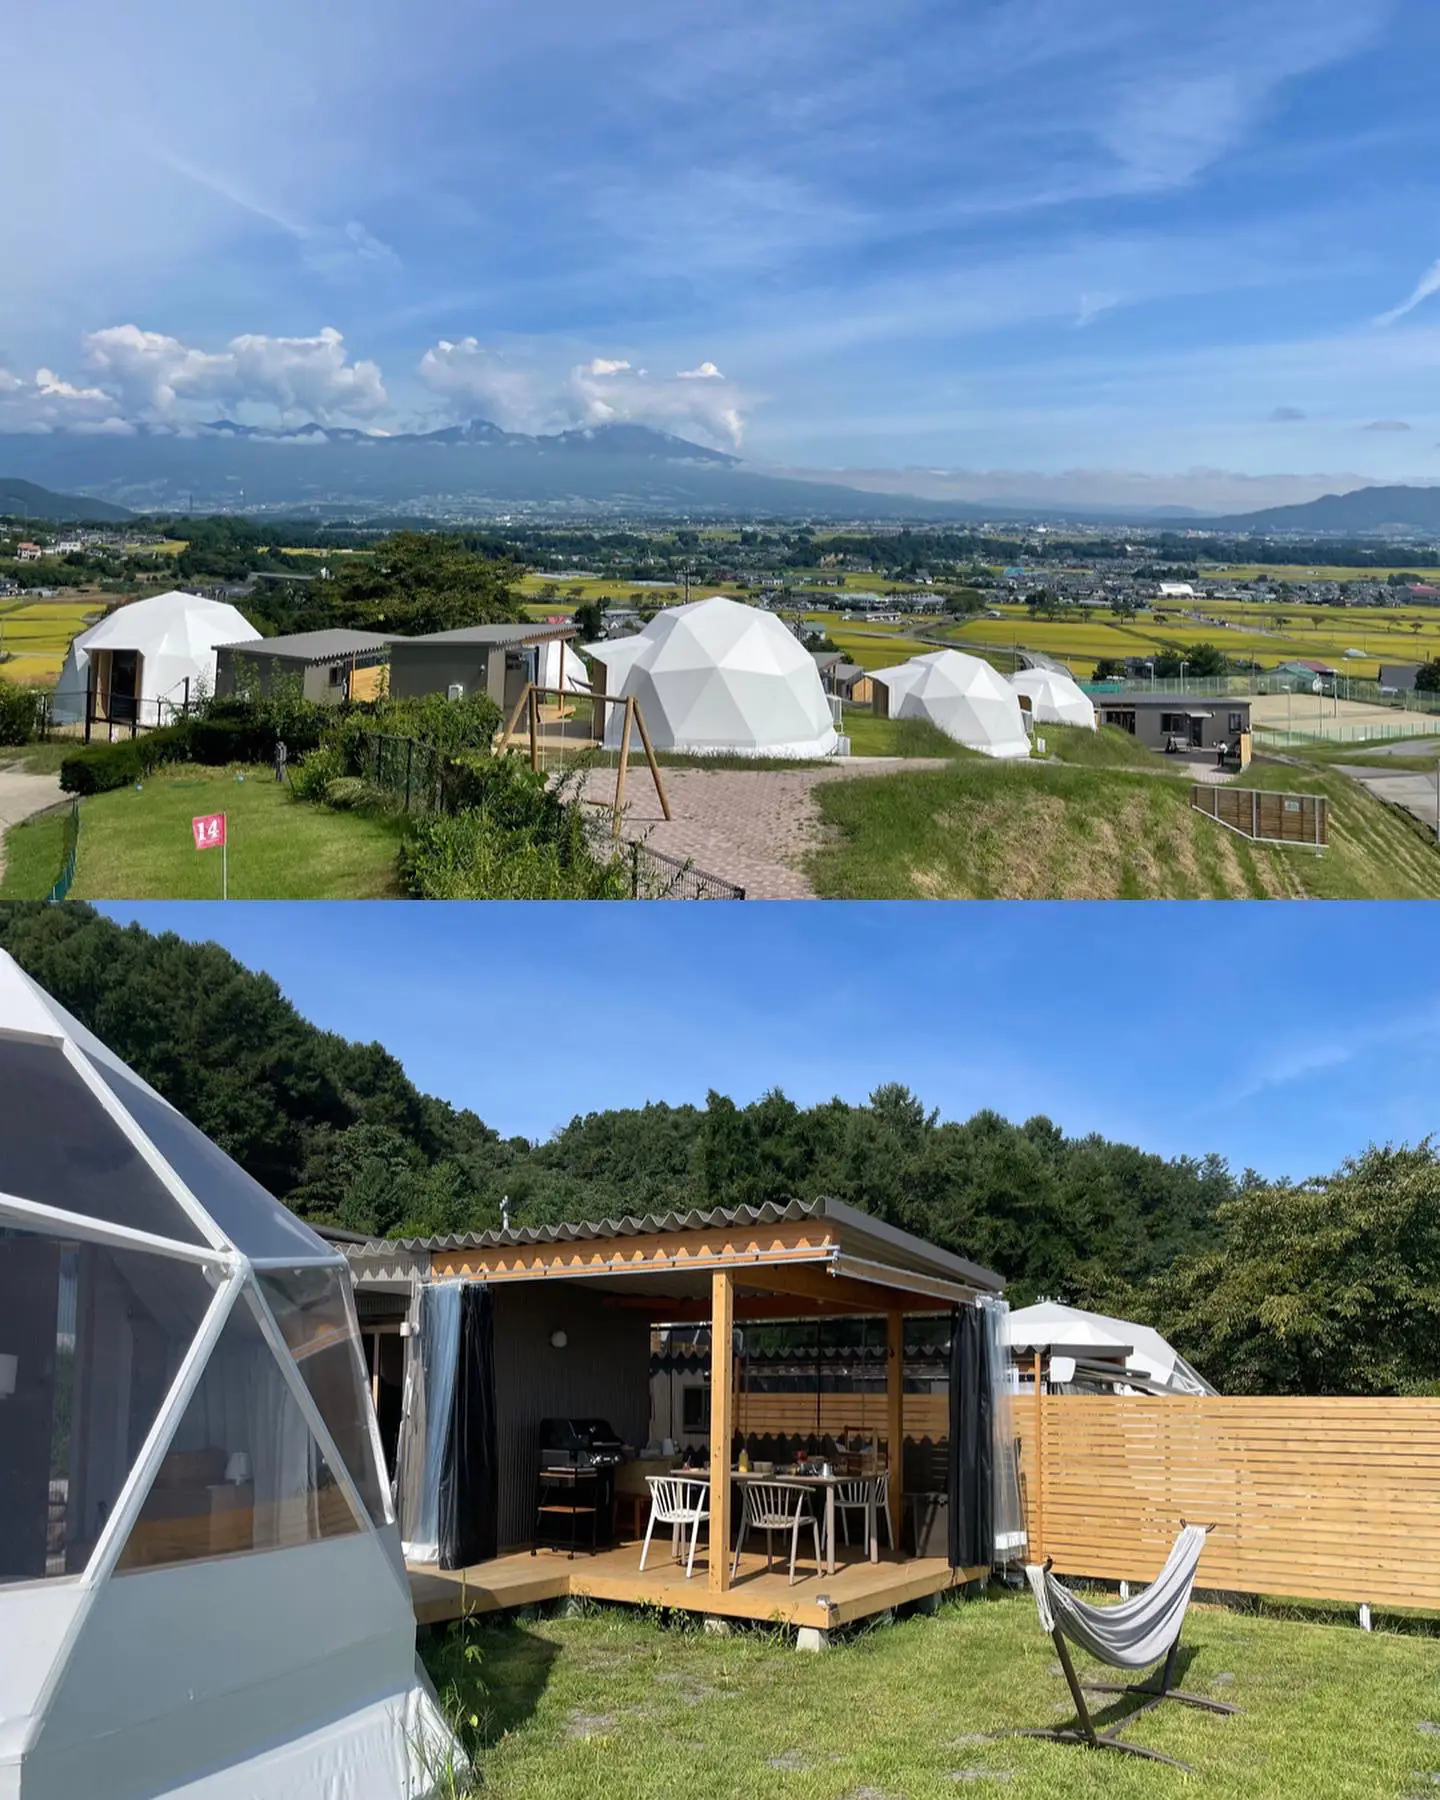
[191,812,227,851]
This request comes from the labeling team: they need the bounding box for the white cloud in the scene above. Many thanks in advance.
[1362,417,1411,432]
[1376,257,1440,327]
[0,324,387,432]
[417,340,749,447]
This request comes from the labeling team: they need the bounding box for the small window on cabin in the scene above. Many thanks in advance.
[1228,712,1244,732]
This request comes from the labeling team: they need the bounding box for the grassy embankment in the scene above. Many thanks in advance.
[807,733,1440,900]
[421,1587,1439,1800]
[0,764,405,900]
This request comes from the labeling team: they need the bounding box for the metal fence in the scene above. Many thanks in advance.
[1085,673,1440,710]
[1255,721,1440,748]
[626,840,745,900]
[46,800,80,903]
[352,732,445,813]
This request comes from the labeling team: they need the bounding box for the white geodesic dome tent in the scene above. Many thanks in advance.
[51,591,261,726]
[535,637,589,694]
[871,650,1031,759]
[583,596,839,758]
[1005,1301,1215,1397]
[1008,668,1096,729]
[0,950,453,1800]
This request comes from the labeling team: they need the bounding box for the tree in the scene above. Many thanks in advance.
[1413,660,1440,693]
[1150,1144,1440,1395]
[1152,642,1227,679]
[573,595,609,641]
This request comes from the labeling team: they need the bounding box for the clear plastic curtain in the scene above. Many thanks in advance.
[978,1295,1027,1562]
[397,1280,463,1564]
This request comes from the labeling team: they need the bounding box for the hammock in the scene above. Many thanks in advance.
[1026,1523,1207,1670]
[1014,1524,1240,1771]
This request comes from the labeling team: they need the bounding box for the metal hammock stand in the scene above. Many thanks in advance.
[1011,1524,1240,1773]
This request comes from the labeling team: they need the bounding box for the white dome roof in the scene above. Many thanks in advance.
[51,590,261,724]
[583,596,838,758]
[873,649,1030,759]
[1009,668,1096,729]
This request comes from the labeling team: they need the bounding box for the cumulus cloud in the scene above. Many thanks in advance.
[0,324,387,431]
[417,340,748,447]
[1362,418,1411,432]
[1268,405,1306,422]
[1376,258,1440,327]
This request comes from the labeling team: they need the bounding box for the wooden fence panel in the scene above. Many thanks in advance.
[1190,785,1327,846]
[1016,1395,1440,1609]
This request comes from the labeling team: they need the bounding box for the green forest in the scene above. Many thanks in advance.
[3,902,1436,1399]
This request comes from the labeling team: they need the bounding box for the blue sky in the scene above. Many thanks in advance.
[7,1,1440,502]
[102,901,1439,1180]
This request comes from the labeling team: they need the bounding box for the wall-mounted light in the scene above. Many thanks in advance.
[550,1330,568,1351]
[0,1354,16,1399]
[224,1452,252,1485]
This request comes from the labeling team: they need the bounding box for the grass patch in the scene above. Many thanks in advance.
[53,762,406,899]
[1036,724,1166,770]
[421,1587,1438,1800]
[806,756,1440,899]
[842,712,973,759]
[0,806,70,898]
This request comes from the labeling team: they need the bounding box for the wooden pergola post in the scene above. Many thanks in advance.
[1032,1347,1045,1562]
[886,1310,905,1551]
[708,1270,735,1593]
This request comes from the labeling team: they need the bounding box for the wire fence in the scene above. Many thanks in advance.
[351,732,446,813]
[1084,674,1440,709]
[1255,722,1440,748]
[46,800,80,903]
[626,840,745,900]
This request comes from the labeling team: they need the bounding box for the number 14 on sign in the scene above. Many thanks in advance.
[191,813,228,899]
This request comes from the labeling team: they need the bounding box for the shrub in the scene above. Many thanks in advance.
[58,727,188,795]
[288,743,345,802]
[398,809,630,900]
[0,680,41,746]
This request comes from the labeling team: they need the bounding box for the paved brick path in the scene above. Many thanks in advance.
[580,759,945,899]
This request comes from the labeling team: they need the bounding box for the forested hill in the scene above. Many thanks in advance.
[0,904,1234,1308]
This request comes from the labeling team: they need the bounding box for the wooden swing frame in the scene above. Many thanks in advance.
[497,682,672,839]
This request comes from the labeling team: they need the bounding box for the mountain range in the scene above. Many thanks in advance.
[0,418,993,522]
[5,419,1440,534]
[0,477,135,524]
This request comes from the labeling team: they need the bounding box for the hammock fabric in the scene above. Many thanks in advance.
[1025,1523,1208,1670]
[1013,1523,1239,1772]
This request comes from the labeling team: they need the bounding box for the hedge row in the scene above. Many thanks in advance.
[59,707,328,796]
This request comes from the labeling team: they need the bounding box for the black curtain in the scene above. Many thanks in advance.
[947,1304,994,1571]
[438,1285,500,1569]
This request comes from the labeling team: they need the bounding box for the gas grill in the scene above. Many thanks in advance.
[533,1419,626,1554]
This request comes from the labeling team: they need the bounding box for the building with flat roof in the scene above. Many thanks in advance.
[386,621,578,709]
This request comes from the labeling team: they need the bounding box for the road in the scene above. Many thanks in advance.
[1335,763,1440,836]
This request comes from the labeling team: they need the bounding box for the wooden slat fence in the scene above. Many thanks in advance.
[1016,1394,1440,1610]
[1190,784,1327,847]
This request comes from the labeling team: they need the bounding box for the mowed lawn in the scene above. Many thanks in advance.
[806,754,1440,899]
[424,1590,1437,1800]
[4,763,407,899]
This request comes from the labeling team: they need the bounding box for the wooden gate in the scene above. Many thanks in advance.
[1191,785,1327,847]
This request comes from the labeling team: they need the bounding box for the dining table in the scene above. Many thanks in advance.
[691,1467,882,1576]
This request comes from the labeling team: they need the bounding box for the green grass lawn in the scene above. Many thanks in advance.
[841,713,973,759]
[806,756,1440,899]
[422,1589,1436,1800]
[3,763,408,899]
[1036,724,1167,771]
[0,805,70,899]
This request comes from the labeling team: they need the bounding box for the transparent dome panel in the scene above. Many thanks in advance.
[117,1286,360,1573]
[88,1061,331,1261]
[0,1224,218,1585]
[257,1267,390,1526]
[0,1038,206,1245]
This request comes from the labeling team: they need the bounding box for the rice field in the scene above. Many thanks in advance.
[0,599,103,683]
[939,599,1440,680]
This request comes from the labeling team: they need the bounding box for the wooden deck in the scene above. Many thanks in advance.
[410,1540,985,1631]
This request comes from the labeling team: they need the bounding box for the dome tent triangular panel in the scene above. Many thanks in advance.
[584,596,839,757]
[0,948,454,1800]
[51,591,261,727]
[1008,668,1096,729]
[873,649,1031,759]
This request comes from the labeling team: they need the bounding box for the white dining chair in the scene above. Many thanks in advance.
[836,1471,893,1551]
[640,1475,711,1579]
[731,1480,823,1586]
